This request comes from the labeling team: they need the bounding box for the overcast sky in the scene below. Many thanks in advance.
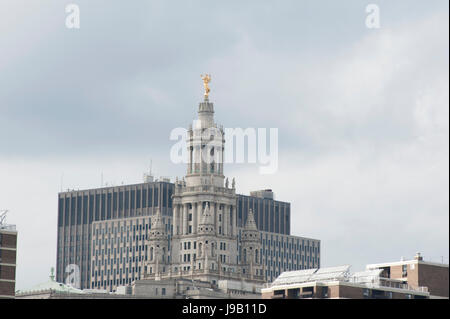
[0,0,448,291]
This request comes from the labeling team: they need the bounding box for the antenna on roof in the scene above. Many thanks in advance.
[144,159,154,183]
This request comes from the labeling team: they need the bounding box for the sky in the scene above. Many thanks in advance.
[0,0,448,291]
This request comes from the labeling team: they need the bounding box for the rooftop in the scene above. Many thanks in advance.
[266,264,430,294]
[15,269,84,296]
[366,254,449,269]
[271,265,351,286]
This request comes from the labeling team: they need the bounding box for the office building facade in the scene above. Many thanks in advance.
[0,221,17,299]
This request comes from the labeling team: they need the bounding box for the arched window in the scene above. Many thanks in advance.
[255,249,259,264]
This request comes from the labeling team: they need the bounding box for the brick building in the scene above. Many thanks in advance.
[366,253,449,298]
[0,220,17,299]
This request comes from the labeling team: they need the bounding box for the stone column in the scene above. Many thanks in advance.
[183,204,188,235]
[199,145,204,175]
[189,146,193,174]
[198,201,203,231]
[213,203,218,235]
[173,204,179,235]
[223,204,228,236]
[193,201,199,234]
[232,205,237,236]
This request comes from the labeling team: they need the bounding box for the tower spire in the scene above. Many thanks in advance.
[245,209,258,231]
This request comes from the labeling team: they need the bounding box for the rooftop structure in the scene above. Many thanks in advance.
[262,254,448,299]
[16,268,84,298]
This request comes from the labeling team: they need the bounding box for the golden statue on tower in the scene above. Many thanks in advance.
[201,74,211,98]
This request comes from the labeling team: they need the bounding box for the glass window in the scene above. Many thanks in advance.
[125,191,129,210]
[99,194,105,220]
[142,189,147,208]
[131,190,135,210]
[58,198,64,227]
[107,193,112,219]
[70,197,76,225]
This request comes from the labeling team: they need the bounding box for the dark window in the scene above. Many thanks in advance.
[131,190,135,211]
[275,205,279,233]
[136,189,141,209]
[58,198,64,227]
[89,195,94,222]
[168,187,173,208]
[95,194,100,221]
[101,194,106,220]
[107,193,112,219]
[244,197,248,225]
[125,191,129,210]
[119,192,123,211]
[163,184,167,207]
[70,197,76,225]
[113,192,117,212]
[321,287,328,298]
[286,206,290,235]
[264,201,269,232]
[142,189,147,208]
[269,204,274,232]
[402,265,407,277]
[148,187,153,207]
[76,196,82,225]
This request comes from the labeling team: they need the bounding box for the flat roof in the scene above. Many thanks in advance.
[261,280,430,296]
[366,259,449,269]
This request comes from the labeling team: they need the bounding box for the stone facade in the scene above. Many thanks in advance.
[89,216,319,292]
[142,97,265,286]
[58,92,321,294]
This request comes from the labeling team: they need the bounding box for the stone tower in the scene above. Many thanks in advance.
[171,92,240,279]
[144,208,169,277]
[240,209,263,279]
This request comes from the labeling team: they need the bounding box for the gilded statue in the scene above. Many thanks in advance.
[201,74,211,98]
